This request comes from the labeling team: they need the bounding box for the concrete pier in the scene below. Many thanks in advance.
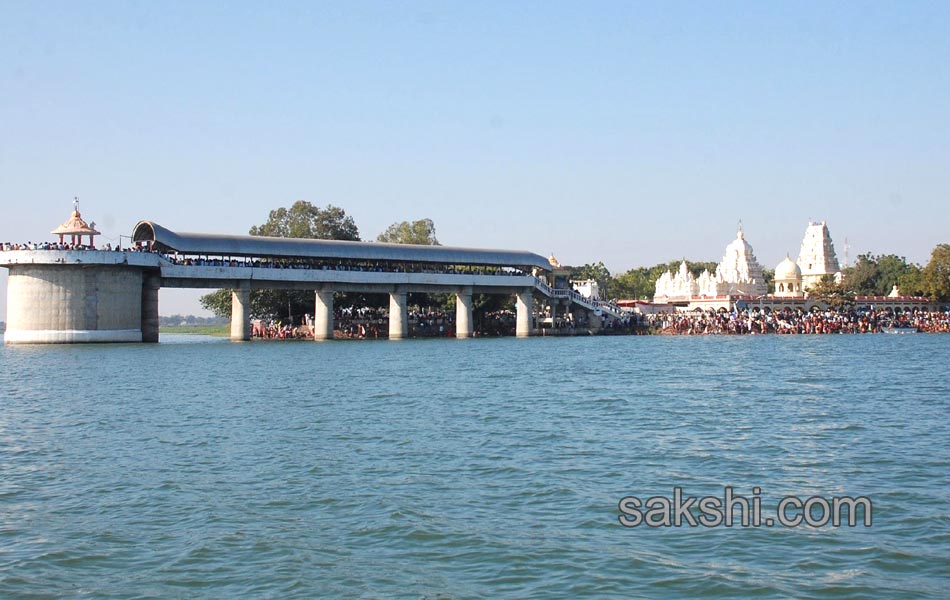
[516,289,534,338]
[588,309,603,331]
[4,261,147,343]
[389,290,408,340]
[456,288,473,339]
[230,284,251,341]
[313,289,334,341]
[141,273,161,343]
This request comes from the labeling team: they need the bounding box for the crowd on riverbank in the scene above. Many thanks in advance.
[646,308,950,335]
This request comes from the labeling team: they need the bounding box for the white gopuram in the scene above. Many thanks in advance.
[797,221,841,290]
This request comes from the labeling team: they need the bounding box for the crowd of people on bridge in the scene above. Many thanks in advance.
[2,241,114,251]
[645,307,950,335]
[1,240,158,252]
[1,242,535,278]
[162,253,531,277]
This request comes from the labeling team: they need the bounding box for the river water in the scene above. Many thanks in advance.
[0,334,947,598]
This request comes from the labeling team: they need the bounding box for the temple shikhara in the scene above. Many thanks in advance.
[653,224,768,304]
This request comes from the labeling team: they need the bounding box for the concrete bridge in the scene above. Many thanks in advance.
[1,221,623,344]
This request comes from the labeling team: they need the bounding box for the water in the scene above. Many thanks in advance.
[1,334,948,598]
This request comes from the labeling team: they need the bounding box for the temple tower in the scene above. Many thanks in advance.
[797,221,841,290]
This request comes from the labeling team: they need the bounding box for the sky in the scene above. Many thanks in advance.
[1,1,948,316]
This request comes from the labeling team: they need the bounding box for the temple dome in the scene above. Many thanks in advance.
[775,255,802,281]
[51,207,100,236]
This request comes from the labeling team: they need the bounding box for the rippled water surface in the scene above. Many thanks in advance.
[1,334,948,598]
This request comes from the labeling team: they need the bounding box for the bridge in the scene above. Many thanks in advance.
[1,221,625,343]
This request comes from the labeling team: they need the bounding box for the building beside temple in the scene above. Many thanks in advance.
[570,279,600,300]
[773,255,804,298]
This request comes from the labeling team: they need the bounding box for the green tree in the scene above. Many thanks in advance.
[762,268,775,293]
[200,201,361,321]
[922,243,950,301]
[377,219,448,310]
[809,275,856,309]
[377,219,440,245]
[250,201,359,240]
[844,253,880,295]
[570,262,612,298]
[843,253,924,296]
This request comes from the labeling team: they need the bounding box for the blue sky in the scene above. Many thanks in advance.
[2,1,948,315]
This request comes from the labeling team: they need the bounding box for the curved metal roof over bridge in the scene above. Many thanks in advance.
[133,221,552,272]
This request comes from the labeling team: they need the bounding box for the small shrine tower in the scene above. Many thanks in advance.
[51,198,101,247]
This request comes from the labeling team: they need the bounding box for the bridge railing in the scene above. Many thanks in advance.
[532,278,628,319]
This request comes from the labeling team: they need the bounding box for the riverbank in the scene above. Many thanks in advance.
[159,324,230,336]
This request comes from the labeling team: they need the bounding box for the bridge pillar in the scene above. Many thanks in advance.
[389,290,408,340]
[230,284,251,341]
[141,273,161,343]
[456,287,473,339]
[588,309,602,331]
[516,289,534,338]
[313,290,334,341]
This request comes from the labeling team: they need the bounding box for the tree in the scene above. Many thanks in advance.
[377,219,439,245]
[570,262,612,298]
[843,253,925,296]
[809,275,856,309]
[922,243,950,301]
[200,201,361,321]
[377,218,446,310]
[844,253,880,295]
[250,201,359,240]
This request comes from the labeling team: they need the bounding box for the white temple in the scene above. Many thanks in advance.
[654,224,768,303]
[797,221,841,290]
[633,219,937,313]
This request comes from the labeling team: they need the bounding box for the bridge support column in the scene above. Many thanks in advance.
[141,273,161,343]
[389,290,408,340]
[516,289,534,338]
[230,284,251,341]
[313,290,334,341]
[456,287,473,339]
[588,309,602,331]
